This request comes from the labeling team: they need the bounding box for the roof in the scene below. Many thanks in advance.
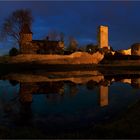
[32,40,60,43]
[20,24,32,34]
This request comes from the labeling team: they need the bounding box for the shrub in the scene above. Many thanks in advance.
[9,47,19,56]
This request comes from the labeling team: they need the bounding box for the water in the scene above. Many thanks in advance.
[0,71,140,135]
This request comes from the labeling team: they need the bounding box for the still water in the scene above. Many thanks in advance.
[0,70,140,134]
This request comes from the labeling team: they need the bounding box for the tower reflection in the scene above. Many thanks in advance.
[99,85,108,107]
[10,73,140,111]
[18,83,34,125]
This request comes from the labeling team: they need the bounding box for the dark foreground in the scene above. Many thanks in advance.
[0,100,140,139]
[1,62,140,72]
[0,63,140,138]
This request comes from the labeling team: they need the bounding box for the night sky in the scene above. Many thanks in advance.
[0,1,140,55]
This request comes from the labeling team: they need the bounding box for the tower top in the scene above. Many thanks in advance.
[20,24,32,34]
[99,25,108,28]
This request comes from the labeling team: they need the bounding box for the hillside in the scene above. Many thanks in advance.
[8,52,104,64]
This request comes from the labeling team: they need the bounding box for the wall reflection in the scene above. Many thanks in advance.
[2,71,140,128]
[131,78,140,89]
[4,72,140,109]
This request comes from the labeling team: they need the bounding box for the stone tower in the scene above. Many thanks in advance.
[19,24,32,53]
[97,25,109,49]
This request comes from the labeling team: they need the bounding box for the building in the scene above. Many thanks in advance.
[131,43,140,56]
[117,48,131,55]
[97,25,109,50]
[19,24,64,54]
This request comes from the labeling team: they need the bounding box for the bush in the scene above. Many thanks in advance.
[86,44,98,54]
[9,47,19,56]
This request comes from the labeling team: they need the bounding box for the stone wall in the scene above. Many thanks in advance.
[20,42,39,54]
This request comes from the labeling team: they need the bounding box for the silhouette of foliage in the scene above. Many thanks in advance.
[86,80,98,90]
[9,47,19,56]
[0,9,33,47]
[67,36,78,52]
[86,44,98,54]
[9,80,19,86]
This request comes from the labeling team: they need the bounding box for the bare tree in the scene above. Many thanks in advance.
[48,30,59,41]
[0,9,33,47]
[67,36,78,52]
[48,30,65,41]
[60,32,64,41]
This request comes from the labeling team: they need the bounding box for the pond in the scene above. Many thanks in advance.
[0,70,140,137]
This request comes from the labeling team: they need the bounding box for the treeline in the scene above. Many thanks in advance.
[103,54,140,61]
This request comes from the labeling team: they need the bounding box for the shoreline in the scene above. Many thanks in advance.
[1,62,140,77]
[1,62,140,71]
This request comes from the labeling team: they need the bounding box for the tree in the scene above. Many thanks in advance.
[60,32,65,42]
[67,36,78,52]
[86,44,98,54]
[9,47,19,56]
[48,30,58,40]
[0,9,33,47]
[47,30,65,41]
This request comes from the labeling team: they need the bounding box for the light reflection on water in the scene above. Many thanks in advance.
[0,71,140,131]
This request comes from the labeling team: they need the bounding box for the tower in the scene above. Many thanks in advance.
[19,24,32,53]
[97,25,109,49]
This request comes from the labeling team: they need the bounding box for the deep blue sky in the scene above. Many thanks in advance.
[0,1,140,55]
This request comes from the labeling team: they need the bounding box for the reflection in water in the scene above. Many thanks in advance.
[19,82,65,103]
[17,74,140,109]
[1,71,140,131]
[20,83,33,103]
[19,81,109,107]
[4,71,140,108]
[19,102,32,126]
[131,78,140,88]
[66,82,78,97]
[99,86,108,107]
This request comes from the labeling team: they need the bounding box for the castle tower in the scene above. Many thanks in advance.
[97,25,109,49]
[19,24,32,53]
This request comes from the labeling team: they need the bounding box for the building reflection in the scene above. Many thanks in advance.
[12,75,140,112]
[86,80,98,90]
[115,77,140,89]
[131,78,140,89]
[19,80,110,108]
[19,83,34,103]
[99,80,111,107]
[66,82,78,97]
[19,81,65,103]
[98,77,140,107]
[5,72,140,127]
[18,83,33,125]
